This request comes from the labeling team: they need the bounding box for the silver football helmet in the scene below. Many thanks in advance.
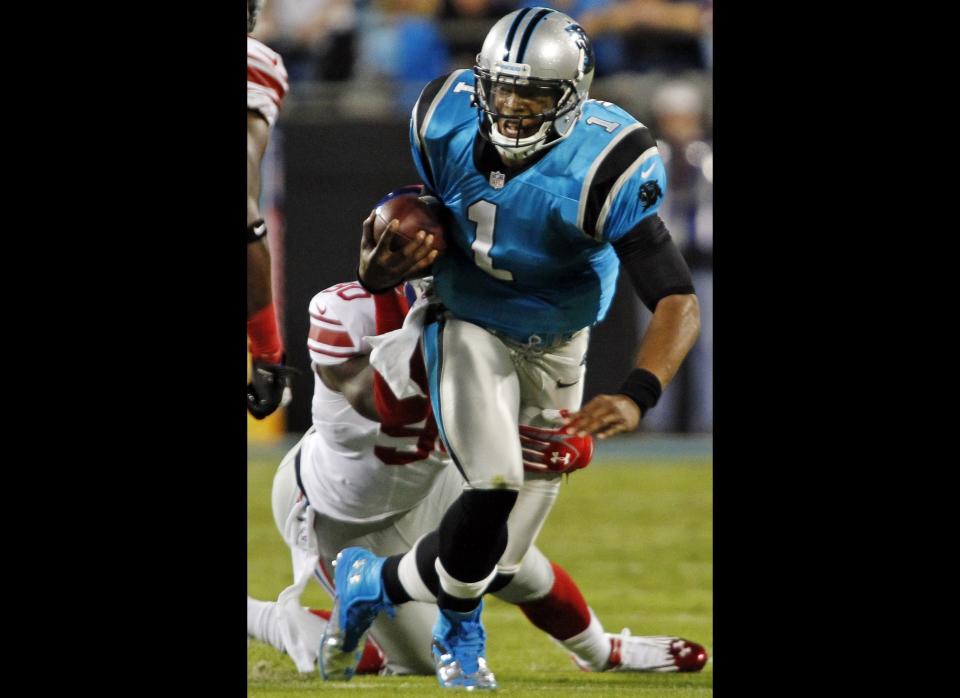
[474,7,596,162]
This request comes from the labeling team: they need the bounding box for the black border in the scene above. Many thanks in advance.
[60,6,245,689]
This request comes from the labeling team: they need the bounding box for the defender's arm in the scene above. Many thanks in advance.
[247,112,274,318]
[314,357,380,422]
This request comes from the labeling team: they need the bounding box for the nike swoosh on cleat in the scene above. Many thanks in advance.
[556,379,580,388]
[641,163,656,178]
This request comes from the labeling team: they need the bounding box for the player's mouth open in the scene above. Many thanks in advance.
[498,117,540,139]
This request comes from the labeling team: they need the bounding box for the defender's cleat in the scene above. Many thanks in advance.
[318,547,395,681]
[431,603,497,690]
[574,631,708,673]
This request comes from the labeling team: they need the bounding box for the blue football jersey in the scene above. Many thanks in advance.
[410,69,667,339]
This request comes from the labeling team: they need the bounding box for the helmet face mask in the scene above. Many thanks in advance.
[473,8,595,163]
[474,70,576,152]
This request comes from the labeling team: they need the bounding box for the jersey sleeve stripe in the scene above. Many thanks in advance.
[309,311,343,326]
[595,145,660,240]
[247,65,287,102]
[308,344,361,360]
[577,125,658,240]
[247,38,289,97]
[414,71,466,193]
[576,123,641,233]
[308,326,356,348]
[414,73,452,142]
[247,48,288,71]
[418,71,466,147]
[247,53,289,82]
[412,74,451,192]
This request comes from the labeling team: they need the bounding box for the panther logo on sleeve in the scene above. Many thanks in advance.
[639,181,663,211]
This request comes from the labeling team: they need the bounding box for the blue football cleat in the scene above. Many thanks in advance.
[431,602,497,690]
[318,547,395,680]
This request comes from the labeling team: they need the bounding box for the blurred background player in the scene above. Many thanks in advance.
[246,273,707,676]
[641,78,712,432]
[334,7,700,689]
[248,0,294,419]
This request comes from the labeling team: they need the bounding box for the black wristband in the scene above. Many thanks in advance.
[247,219,267,244]
[356,266,397,295]
[616,368,663,415]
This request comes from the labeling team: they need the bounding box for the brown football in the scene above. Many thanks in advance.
[373,191,447,254]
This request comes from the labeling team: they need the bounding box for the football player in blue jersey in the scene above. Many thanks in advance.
[328,7,701,690]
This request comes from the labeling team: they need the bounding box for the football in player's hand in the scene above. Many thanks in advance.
[373,185,447,254]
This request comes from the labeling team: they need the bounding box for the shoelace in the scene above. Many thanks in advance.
[449,620,486,673]
[616,630,675,670]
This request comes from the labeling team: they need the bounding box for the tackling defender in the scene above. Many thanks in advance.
[247,277,707,676]
[247,0,294,419]
[333,7,702,689]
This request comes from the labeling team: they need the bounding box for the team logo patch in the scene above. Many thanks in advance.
[490,171,506,189]
[565,24,595,75]
[639,181,662,211]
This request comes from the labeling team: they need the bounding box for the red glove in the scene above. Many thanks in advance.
[519,411,594,474]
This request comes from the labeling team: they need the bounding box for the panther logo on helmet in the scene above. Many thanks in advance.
[564,23,596,77]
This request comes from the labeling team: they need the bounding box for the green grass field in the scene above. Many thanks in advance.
[248,439,712,697]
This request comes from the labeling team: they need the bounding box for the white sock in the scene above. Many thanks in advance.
[435,557,497,599]
[558,609,610,671]
[247,596,287,654]
[398,539,437,603]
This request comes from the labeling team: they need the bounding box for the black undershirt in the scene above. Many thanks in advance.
[613,215,696,311]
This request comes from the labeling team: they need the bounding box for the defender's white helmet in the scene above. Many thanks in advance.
[474,7,596,162]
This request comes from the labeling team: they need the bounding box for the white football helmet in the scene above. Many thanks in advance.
[474,7,596,162]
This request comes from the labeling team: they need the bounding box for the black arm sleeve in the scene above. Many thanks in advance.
[612,214,696,312]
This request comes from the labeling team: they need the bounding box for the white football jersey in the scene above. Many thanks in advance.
[300,282,449,524]
[247,37,289,128]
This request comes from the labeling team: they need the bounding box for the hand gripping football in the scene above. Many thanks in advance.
[373,185,447,254]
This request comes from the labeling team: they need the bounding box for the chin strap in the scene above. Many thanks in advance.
[490,127,552,162]
[494,144,535,162]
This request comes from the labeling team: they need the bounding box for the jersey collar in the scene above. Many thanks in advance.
[472,132,552,187]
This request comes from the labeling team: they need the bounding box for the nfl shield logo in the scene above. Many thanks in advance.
[490,171,505,189]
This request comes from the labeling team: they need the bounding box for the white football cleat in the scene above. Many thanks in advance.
[573,630,708,672]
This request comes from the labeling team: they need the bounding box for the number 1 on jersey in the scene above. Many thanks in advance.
[467,200,514,281]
